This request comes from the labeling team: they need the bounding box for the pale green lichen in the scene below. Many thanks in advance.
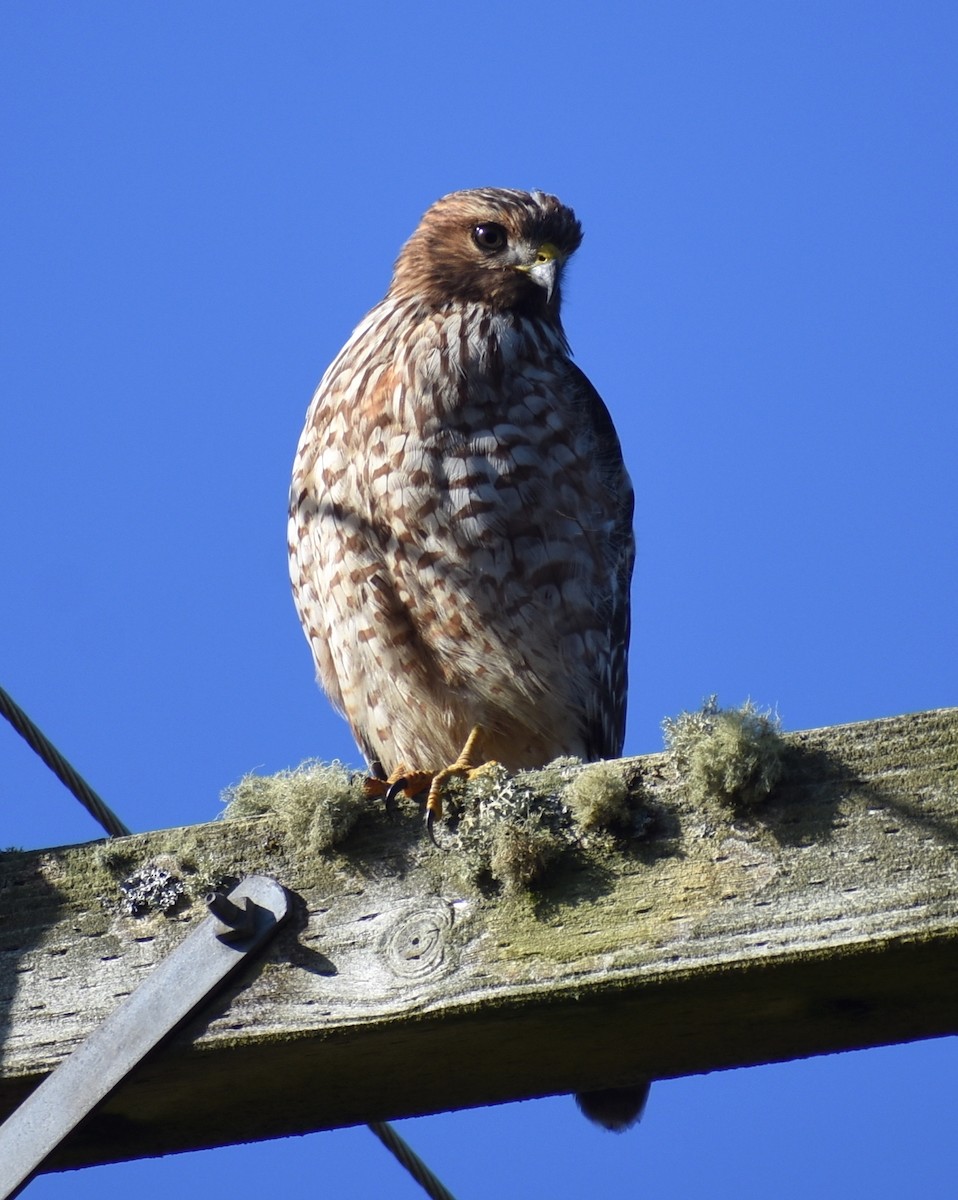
[663,697,784,809]
[221,759,368,854]
[452,756,647,890]
[220,752,646,893]
[564,761,633,832]
[91,842,136,873]
[455,761,577,892]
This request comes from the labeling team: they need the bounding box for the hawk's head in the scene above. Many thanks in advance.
[390,188,583,318]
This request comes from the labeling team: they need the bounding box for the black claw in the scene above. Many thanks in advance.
[425,807,441,848]
[384,776,408,817]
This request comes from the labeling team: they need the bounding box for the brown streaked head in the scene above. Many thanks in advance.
[389,187,583,318]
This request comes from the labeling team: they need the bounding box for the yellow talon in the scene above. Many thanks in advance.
[363,764,432,813]
[368,728,498,843]
[424,727,501,841]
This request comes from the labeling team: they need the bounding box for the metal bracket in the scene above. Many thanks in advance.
[0,874,289,1199]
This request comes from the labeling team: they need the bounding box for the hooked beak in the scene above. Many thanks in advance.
[515,241,562,303]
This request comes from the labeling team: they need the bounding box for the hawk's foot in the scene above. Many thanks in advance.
[363,765,433,817]
[424,726,500,843]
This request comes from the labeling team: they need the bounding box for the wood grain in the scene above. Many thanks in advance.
[1,707,956,1169]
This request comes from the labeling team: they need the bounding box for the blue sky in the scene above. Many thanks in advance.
[2,2,956,1196]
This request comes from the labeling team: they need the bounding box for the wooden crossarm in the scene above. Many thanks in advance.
[1,707,956,1170]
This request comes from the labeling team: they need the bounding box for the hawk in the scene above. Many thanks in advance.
[288,186,643,1129]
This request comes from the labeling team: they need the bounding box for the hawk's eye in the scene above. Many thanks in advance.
[472,223,507,253]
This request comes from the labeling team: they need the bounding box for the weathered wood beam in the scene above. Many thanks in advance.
[1,707,956,1170]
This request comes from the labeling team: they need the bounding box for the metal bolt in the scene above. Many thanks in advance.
[206,892,255,939]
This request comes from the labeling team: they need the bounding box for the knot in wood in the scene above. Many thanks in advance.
[380,902,455,980]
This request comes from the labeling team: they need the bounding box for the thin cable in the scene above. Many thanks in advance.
[0,684,131,837]
[367,1121,459,1200]
[2,684,463,1193]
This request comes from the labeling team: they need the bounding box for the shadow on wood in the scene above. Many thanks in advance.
[0,707,955,1171]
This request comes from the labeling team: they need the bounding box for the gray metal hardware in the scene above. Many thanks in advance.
[0,874,289,1198]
